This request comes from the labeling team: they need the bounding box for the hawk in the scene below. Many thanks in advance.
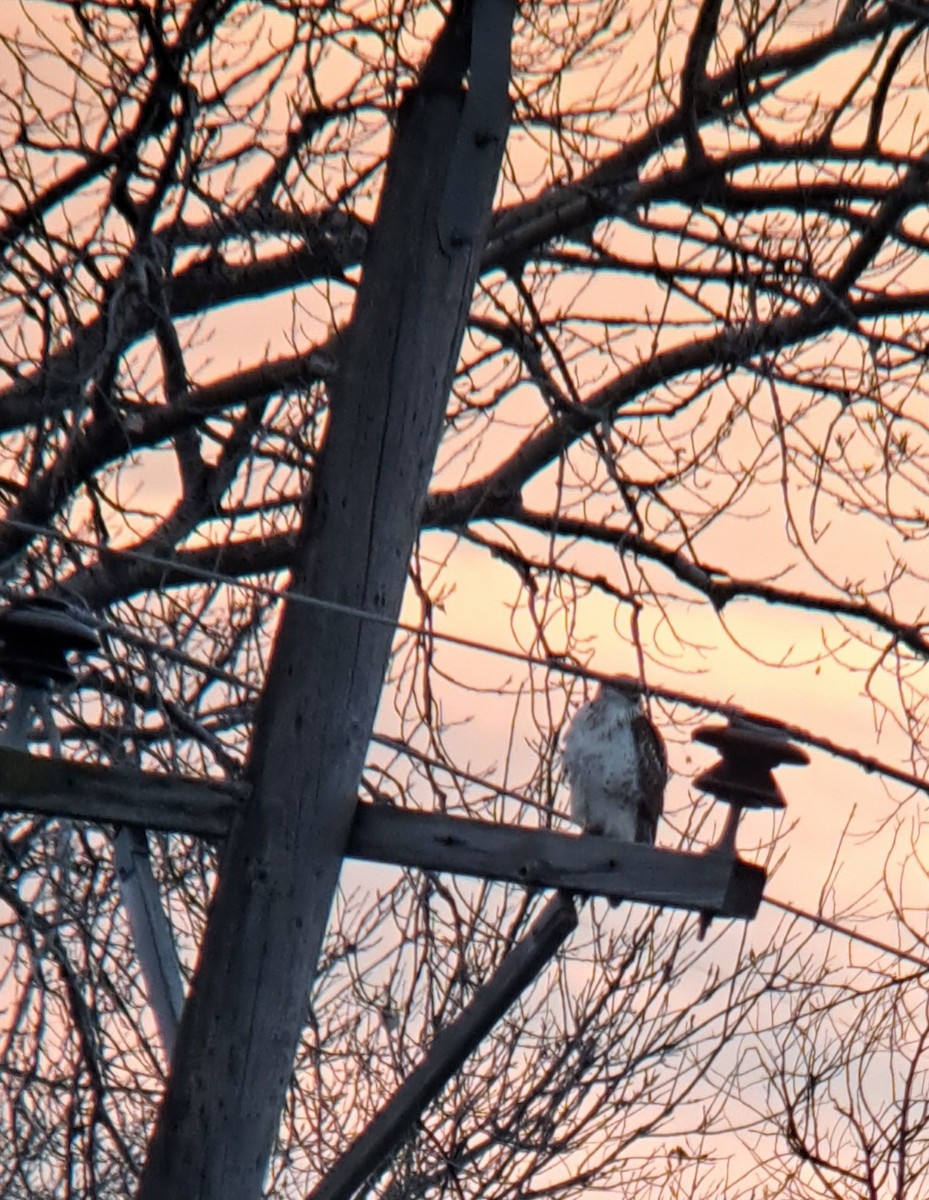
[563,683,668,845]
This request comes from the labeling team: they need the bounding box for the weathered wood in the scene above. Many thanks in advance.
[0,745,242,837]
[113,826,185,1056]
[0,707,188,1062]
[307,892,578,1200]
[0,751,762,918]
[350,806,765,918]
[136,4,516,1197]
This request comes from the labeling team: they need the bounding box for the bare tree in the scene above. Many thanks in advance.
[1,0,928,1197]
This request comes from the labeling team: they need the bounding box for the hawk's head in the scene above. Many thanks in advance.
[595,680,647,717]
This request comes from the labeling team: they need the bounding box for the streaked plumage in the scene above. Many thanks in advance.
[564,684,667,843]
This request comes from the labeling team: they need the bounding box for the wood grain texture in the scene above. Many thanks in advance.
[307,892,578,1200]
[137,5,516,1197]
[0,752,763,920]
[350,805,764,917]
[0,745,241,837]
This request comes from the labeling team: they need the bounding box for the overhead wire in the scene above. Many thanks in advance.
[764,894,929,974]
[0,516,577,680]
[2,513,927,798]
[2,520,927,974]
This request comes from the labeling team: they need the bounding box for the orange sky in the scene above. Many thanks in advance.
[1,0,921,921]
[1,3,926,1190]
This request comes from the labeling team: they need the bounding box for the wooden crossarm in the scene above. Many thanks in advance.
[0,746,763,918]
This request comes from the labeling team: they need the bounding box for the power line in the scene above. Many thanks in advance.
[1,516,581,680]
[6,516,928,973]
[764,894,929,973]
[4,515,928,801]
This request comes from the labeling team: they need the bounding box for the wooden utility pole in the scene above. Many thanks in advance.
[136,2,517,1196]
[0,3,795,1197]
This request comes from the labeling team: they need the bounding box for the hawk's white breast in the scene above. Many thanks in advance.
[563,689,644,841]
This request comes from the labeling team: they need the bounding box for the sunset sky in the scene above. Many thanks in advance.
[1,1,928,1194]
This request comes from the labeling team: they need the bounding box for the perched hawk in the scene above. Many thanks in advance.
[563,684,668,844]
